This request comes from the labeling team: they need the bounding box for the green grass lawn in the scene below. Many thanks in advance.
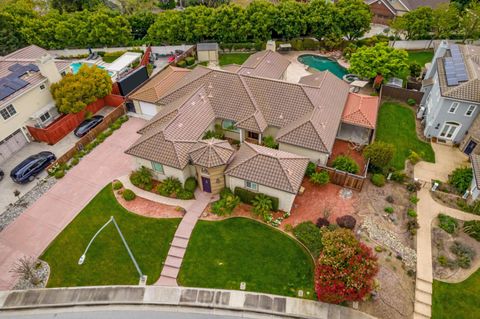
[41,185,180,287]
[432,269,480,319]
[219,53,253,66]
[376,102,435,170]
[178,218,315,298]
[407,50,434,67]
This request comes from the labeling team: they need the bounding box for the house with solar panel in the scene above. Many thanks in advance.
[417,41,480,153]
[0,45,69,163]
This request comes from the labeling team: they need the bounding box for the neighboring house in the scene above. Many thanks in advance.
[125,50,379,212]
[365,0,449,25]
[0,45,69,163]
[469,154,480,200]
[417,41,480,152]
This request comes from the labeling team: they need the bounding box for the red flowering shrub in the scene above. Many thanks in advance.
[315,228,378,304]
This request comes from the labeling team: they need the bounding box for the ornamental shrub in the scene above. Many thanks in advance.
[407,209,417,218]
[177,60,186,68]
[408,150,422,165]
[184,177,197,192]
[371,174,385,187]
[464,220,480,241]
[305,162,317,177]
[293,221,323,257]
[316,217,330,228]
[315,228,378,304]
[336,215,357,230]
[157,177,182,197]
[449,167,473,194]
[185,56,195,66]
[407,98,417,106]
[310,171,329,185]
[252,194,273,222]
[176,189,194,200]
[450,241,475,269]
[363,141,395,169]
[262,135,278,149]
[390,171,407,183]
[54,170,65,179]
[122,189,136,201]
[332,155,359,174]
[211,191,240,216]
[112,181,123,190]
[130,166,153,191]
[234,187,279,211]
[384,207,394,214]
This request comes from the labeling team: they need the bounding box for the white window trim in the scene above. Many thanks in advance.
[245,180,258,191]
[0,104,17,121]
[439,122,461,140]
[151,161,164,174]
[465,105,477,117]
[448,102,459,114]
[39,111,51,123]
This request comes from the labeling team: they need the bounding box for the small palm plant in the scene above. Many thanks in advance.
[252,194,273,222]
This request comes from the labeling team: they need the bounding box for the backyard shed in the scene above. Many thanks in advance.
[197,43,219,64]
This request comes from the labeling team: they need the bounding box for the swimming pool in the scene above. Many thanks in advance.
[298,55,347,79]
[70,62,112,76]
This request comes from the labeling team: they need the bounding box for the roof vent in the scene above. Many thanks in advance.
[178,123,183,128]
[266,60,271,64]
[208,93,213,98]
[279,114,284,120]
[208,83,213,89]
[286,168,293,176]
[191,101,196,105]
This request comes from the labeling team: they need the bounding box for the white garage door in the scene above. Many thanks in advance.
[0,129,28,164]
[139,102,157,118]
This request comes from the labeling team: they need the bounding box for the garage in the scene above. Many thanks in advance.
[139,101,158,118]
[0,129,29,164]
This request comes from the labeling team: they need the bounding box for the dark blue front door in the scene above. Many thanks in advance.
[464,140,478,155]
[202,176,211,193]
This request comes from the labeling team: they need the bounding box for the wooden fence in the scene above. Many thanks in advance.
[318,159,369,191]
[47,105,126,169]
[380,85,424,104]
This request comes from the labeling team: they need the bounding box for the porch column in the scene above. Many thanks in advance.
[239,129,243,143]
[258,133,262,144]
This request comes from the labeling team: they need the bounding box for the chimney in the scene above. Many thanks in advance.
[36,54,62,84]
[266,40,276,52]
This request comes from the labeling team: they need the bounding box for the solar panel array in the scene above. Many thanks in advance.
[445,44,469,86]
[0,63,39,101]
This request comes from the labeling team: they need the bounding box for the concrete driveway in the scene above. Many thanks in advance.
[0,107,116,212]
[0,117,145,290]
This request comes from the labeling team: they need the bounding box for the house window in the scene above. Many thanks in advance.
[222,119,239,132]
[245,180,258,191]
[39,111,51,123]
[151,162,164,174]
[0,104,17,120]
[39,84,46,90]
[448,102,459,114]
[466,105,476,117]
[61,71,66,76]
[439,122,460,140]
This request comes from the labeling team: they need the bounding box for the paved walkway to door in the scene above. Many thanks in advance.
[0,118,145,290]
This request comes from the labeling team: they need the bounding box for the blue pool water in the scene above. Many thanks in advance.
[70,62,111,75]
[298,55,347,79]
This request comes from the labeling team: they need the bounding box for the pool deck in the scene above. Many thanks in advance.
[283,51,350,70]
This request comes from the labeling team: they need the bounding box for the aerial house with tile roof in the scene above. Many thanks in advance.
[126,50,379,211]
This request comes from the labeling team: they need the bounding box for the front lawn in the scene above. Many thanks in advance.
[41,185,180,287]
[178,218,314,298]
[407,50,434,67]
[432,269,480,319]
[376,102,435,170]
[219,53,253,66]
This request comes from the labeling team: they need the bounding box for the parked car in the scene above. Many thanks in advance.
[74,115,104,137]
[0,169,4,181]
[10,151,56,184]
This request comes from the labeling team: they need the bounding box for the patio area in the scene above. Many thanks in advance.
[327,139,367,175]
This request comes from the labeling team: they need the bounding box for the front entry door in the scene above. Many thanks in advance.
[202,176,211,193]
[464,139,478,155]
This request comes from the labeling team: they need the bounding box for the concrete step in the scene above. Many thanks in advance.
[416,278,433,294]
[169,246,186,258]
[415,289,432,306]
[414,301,432,318]
[165,255,183,268]
[155,276,178,287]
[161,265,180,279]
[413,311,430,319]
[171,237,189,248]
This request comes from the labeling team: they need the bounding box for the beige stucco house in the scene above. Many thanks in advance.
[0,45,69,163]
[125,50,379,212]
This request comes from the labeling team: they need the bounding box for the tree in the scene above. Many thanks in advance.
[459,2,480,42]
[212,4,250,43]
[182,5,215,43]
[117,0,157,14]
[363,141,395,169]
[307,0,340,41]
[128,11,156,40]
[315,228,378,304]
[391,6,433,40]
[247,0,277,41]
[0,11,26,55]
[50,64,112,114]
[448,167,473,194]
[349,43,409,79]
[50,0,103,13]
[274,0,307,40]
[432,4,459,39]
[335,0,372,40]
[147,10,184,44]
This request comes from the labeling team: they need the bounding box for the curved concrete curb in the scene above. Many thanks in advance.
[0,286,376,319]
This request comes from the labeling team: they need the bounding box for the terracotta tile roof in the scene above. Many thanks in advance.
[125,87,215,169]
[237,50,291,80]
[341,93,379,129]
[188,138,235,168]
[2,45,48,60]
[437,44,480,104]
[225,143,309,194]
[471,154,480,188]
[222,64,242,73]
[128,66,190,103]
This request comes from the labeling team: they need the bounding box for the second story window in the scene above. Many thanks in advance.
[466,105,477,117]
[448,102,459,114]
[0,104,17,120]
[222,119,239,132]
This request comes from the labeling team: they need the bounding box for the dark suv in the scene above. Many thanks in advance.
[0,169,4,181]
[10,151,56,184]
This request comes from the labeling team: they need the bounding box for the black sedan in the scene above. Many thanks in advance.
[10,151,56,184]
[0,169,4,181]
[74,115,104,137]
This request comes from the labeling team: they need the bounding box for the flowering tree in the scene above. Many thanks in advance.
[315,228,378,304]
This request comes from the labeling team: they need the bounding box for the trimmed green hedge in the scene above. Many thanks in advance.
[234,187,279,212]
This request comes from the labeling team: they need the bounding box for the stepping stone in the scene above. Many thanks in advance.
[416,278,433,294]
[172,237,189,248]
[415,289,432,306]
[414,301,432,317]
[161,265,180,278]
[169,246,186,258]
[165,255,183,268]
[155,276,178,287]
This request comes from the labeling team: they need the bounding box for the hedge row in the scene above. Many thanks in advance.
[234,187,279,211]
